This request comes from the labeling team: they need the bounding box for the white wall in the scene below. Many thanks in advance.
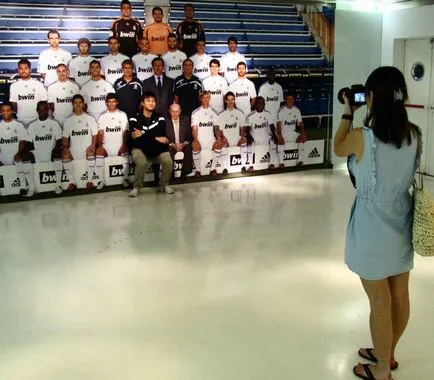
[382,4,434,66]
[332,8,383,165]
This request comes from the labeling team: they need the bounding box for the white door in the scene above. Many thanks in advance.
[402,38,434,175]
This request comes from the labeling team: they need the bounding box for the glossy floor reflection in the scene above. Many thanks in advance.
[1,170,433,380]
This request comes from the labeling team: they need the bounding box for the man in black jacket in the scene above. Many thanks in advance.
[129,91,174,196]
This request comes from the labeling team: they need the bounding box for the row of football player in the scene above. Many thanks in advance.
[10,55,290,135]
[36,27,248,89]
[111,2,206,58]
[0,89,307,198]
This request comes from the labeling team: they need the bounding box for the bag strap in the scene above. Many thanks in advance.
[415,128,423,189]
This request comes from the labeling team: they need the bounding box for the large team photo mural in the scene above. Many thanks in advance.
[0,0,335,201]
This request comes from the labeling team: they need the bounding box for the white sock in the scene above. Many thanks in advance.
[14,160,26,189]
[53,159,63,185]
[22,161,35,191]
[193,151,201,172]
[247,145,254,167]
[298,143,306,163]
[278,144,285,165]
[173,151,184,178]
[221,147,228,170]
[95,155,104,183]
[240,143,248,166]
[122,154,130,181]
[63,160,75,184]
[269,143,278,166]
[212,149,222,172]
[87,156,96,183]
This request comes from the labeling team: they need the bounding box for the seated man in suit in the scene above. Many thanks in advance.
[165,103,193,179]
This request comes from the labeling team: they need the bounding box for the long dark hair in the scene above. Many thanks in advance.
[365,66,419,149]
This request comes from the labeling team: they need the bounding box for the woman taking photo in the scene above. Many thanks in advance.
[334,66,421,380]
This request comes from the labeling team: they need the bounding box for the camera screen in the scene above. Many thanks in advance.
[354,92,366,103]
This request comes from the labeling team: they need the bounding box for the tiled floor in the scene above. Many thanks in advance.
[0,169,433,380]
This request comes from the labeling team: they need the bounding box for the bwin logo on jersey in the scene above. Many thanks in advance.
[283,149,298,161]
[169,65,182,71]
[11,178,21,188]
[138,67,153,73]
[308,147,321,158]
[260,152,271,164]
[109,164,124,177]
[39,171,68,184]
[108,68,123,75]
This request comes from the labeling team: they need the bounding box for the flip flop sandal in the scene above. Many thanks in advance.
[358,348,399,371]
[353,363,376,380]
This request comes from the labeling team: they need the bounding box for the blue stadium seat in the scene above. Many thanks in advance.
[303,116,320,129]
[0,43,108,55]
[170,10,300,22]
[0,29,109,41]
[172,20,307,33]
[171,0,295,14]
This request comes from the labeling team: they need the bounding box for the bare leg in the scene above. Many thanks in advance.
[354,278,393,380]
[389,271,410,361]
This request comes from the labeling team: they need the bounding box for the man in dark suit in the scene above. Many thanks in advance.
[166,103,193,178]
[142,57,174,117]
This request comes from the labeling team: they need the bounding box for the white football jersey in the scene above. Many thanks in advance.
[277,106,303,140]
[219,51,247,84]
[162,50,188,79]
[27,118,62,162]
[218,108,246,147]
[63,113,98,158]
[98,109,129,156]
[202,75,228,114]
[100,53,129,85]
[37,48,72,87]
[132,52,158,82]
[0,120,28,165]
[228,78,257,117]
[190,53,212,80]
[258,82,284,118]
[69,55,97,87]
[246,110,274,145]
[9,78,48,126]
[47,80,80,125]
[191,106,218,150]
[80,79,115,120]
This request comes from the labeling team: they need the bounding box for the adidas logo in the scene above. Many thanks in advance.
[260,152,270,164]
[308,148,320,159]
[12,178,21,188]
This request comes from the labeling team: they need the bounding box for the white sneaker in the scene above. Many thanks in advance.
[128,188,138,197]
[96,181,104,190]
[54,185,62,195]
[160,185,174,194]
